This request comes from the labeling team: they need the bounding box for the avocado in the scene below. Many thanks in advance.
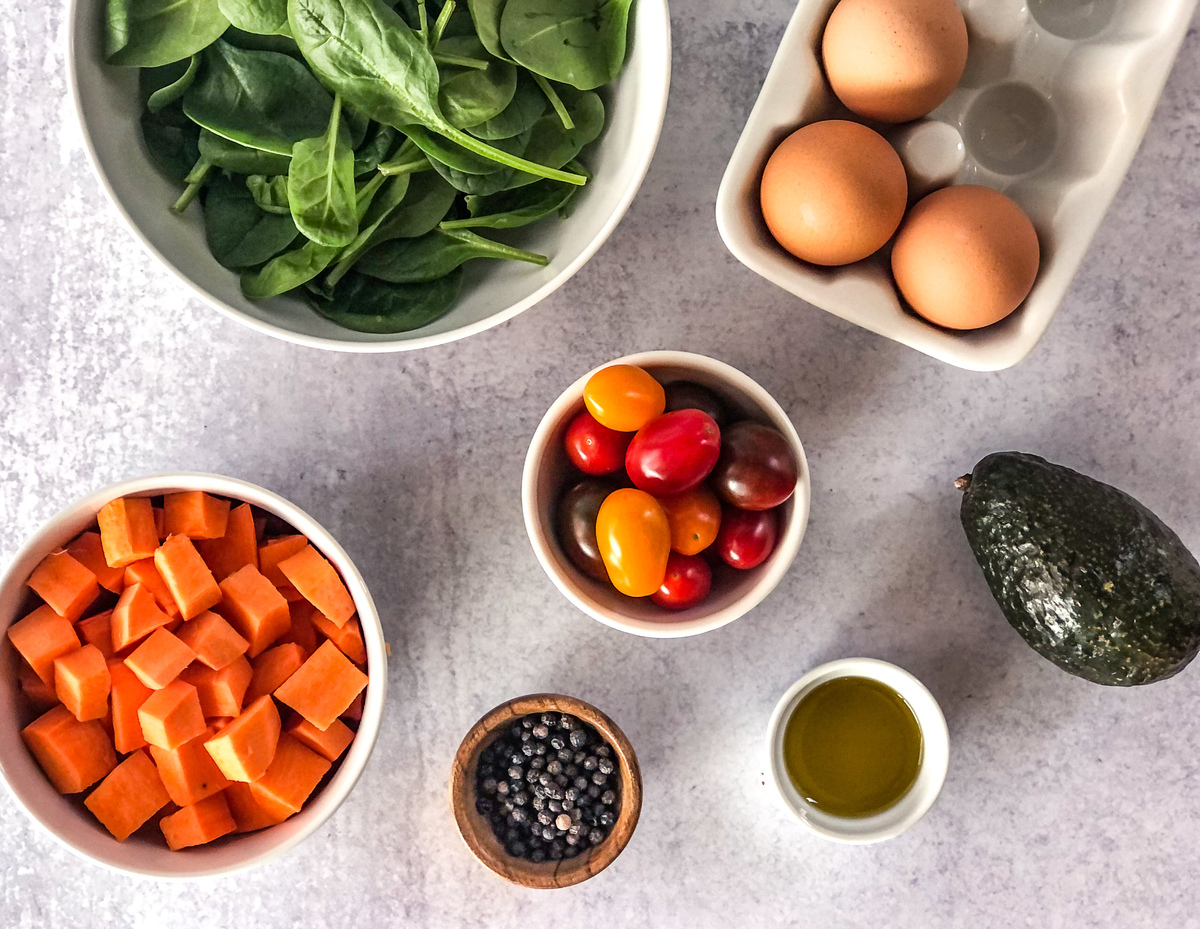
[958,452,1200,686]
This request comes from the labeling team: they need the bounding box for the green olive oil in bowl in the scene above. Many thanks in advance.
[781,676,923,818]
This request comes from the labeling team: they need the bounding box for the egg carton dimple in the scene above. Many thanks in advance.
[716,0,1197,371]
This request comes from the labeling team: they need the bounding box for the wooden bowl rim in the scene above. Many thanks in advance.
[449,693,642,889]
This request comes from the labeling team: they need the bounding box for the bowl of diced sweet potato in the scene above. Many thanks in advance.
[0,473,386,877]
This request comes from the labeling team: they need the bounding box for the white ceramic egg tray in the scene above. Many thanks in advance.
[716,0,1197,371]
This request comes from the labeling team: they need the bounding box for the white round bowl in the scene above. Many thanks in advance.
[0,473,387,878]
[766,658,949,844]
[67,0,671,352]
[522,351,810,638]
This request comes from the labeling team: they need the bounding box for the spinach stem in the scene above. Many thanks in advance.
[418,0,429,45]
[532,74,575,131]
[378,155,432,176]
[432,52,489,70]
[173,157,213,213]
[441,228,549,266]
[431,0,455,46]
[439,125,588,186]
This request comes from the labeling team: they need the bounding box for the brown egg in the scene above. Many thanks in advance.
[891,185,1040,330]
[760,120,907,266]
[822,0,968,123]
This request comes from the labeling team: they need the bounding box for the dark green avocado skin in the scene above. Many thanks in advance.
[961,452,1200,686]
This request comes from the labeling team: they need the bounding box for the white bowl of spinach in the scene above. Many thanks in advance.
[71,0,670,350]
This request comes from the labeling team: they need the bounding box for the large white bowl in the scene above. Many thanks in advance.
[523,351,810,638]
[0,473,387,878]
[68,0,671,352]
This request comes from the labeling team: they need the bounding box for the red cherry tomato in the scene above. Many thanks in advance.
[715,505,778,569]
[625,410,721,495]
[711,422,799,511]
[652,552,712,610]
[564,410,633,476]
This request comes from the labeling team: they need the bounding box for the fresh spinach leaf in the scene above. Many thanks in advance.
[199,129,293,174]
[308,269,464,333]
[246,174,291,213]
[146,54,200,112]
[506,88,602,186]
[221,25,301,55]
[287,95,358,247]
[204,174,300,268]
[466,0,507,60]
[369,170,458,241]
[466,71,544,140]
[107,0,229,67]
[356,227,546,282]
[140,105,201,183]
[403,124,528,175]
[218,0,291,36]
[354,123,399,175]
[183,39,334,155]
[428,161,516,194]
[241,238,341,298]
[437,36,517,130]
[500,0,634,91]
[447,178,575,228]
[322,173,413,288]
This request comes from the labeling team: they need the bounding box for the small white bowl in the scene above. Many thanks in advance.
[67,0,671,352]
[766,658,948,844]
[0,473,387,878]
[522,351,811,638]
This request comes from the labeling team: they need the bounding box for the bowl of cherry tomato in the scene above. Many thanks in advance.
[522,352,810,638]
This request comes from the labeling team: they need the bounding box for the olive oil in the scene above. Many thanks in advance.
[782,676,922,818]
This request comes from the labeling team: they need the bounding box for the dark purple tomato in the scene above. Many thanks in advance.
[663,381,728,427]
[625,410,721,495]
[564,410,633,476]
[556,479,617,582]
[652,552,713,610]
[715,505,778,569]
[711,421,799,511]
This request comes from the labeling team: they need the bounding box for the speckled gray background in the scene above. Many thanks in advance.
[2,0,1198,926]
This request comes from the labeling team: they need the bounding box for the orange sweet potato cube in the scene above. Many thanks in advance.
[195,503,258,582]
[180,655,252,718]
[274,641,367,731]
[277,545,355,627]
[218,565,290,658]
[245,643,306,705]
[108,659,153,754]
[160,793,236,850]
[247,733,330,818]
[8,605,81,685]
[138,679,206,751]
[154,535,222,621]
[28,550,99,622]
[278,600,319,656]
[76,610,115,659]
[311,613,366,665]
[23,705,118,794]
[203,695,280,782]
[111,582,171,652]
[98,497,159,569]
[163,492,230,541]
[285,714,354,763]
[176,611,248,670]
[123,628,197,690]
[84,750,171,841]
[257,535,308,587]
[225,781,290,832]
[342,693,364,723]
[123,559,181,620]
[150,725,231,807]
[19,661,60,707]
[53,645,111,721]
[66,531,126,593]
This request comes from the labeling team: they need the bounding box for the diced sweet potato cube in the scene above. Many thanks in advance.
[84,750,170,841]
[110,583,170,652]
[225,781,290,832]
[285,714,354,763]
[278,600,319,656]
[23,705,117,794]
[28,550,99,621]
[257,535,308,587]
[342,693,364,723]
[123,559,181,620]
[108,660,153,754]
[8,605,81,685]
[277,545,355,627]
[207,716,233,730]
[98,497,159,568]
[275,641,367,731]
[312,613,366,665]
[20,661,60,707]
[163,492,230,541]
[123,628,196,690]
[181,655,252,718]
[247,733,330,818]
[150,725,231,807]
[245,643,306,705]
[54,645,111,721]
[154,535,221,621]
[67,531,125,593]
[77,610,115,659]
[195,503,257,582]
[203,695,280,782]
[176,611,248,670]
[218,565,290,658]
[160,793,236,850]
[138,679,206,750]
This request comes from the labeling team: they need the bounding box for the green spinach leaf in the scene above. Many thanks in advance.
[506,88,602,186]
[204,175,300,268]
[140,102,201,183]
[218,0,291,36]
[308,269,464,333]
[354,124,399,175]
[246,174,291,213]
[500,0,634,90]
[322,173,412,288]
[199,129,293,174]
[367,170,458,242]
[403,125,529,175]
[146,54,200,112]
[466,71,544,140]
[437,36,517,130]
[287,95,358,247]
[466,0,507,60]
[241,238,341,298]
[356,227,546,282]
[447,178,575,228]
[107,0,229,67]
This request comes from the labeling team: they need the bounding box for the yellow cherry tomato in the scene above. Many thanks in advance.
[657,486,722,555]
[583,365,666,433]
[596,488,671,597]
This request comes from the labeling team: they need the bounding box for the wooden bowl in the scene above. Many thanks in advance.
[450,694,642,889]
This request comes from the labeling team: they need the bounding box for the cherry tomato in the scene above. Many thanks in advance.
[657,486,722,555]
[711,421,799,511]
[652,552,712,610]
[564,410,632,476]
[715,505,778,569]
[595,488,671,597]
[625,410,721,495]
[584,365,666,433]
[556,479,617,582]
[663,380,728,426]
